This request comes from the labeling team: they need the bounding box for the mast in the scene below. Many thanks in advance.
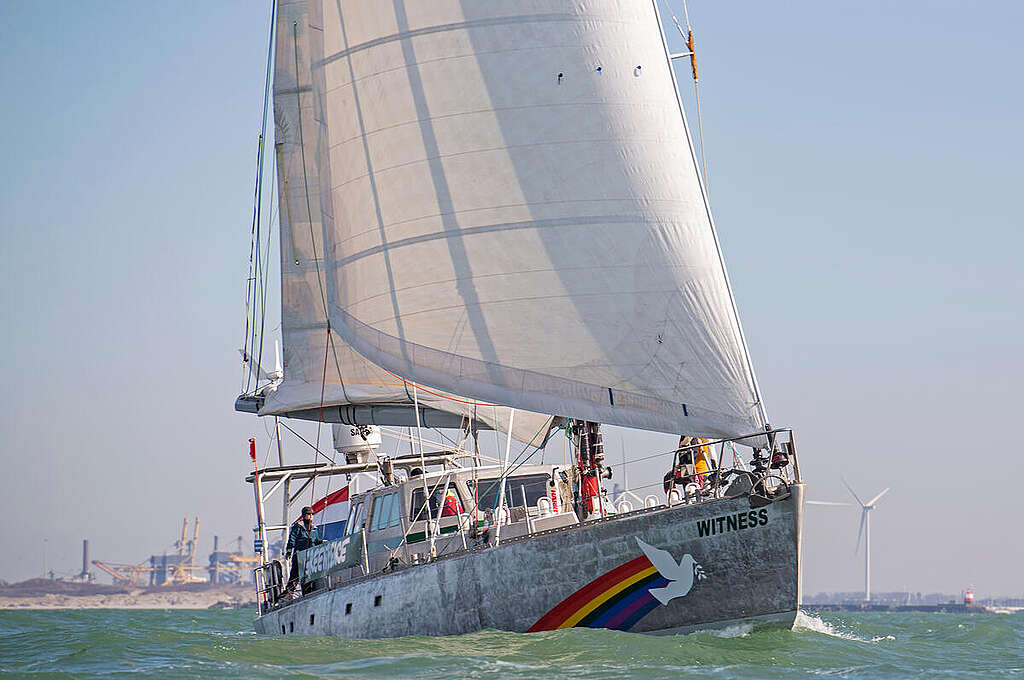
[573,421,609,520]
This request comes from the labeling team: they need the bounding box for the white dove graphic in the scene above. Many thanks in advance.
[636,538,707,606]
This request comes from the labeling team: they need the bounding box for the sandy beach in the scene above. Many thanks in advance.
[0,579,255,610]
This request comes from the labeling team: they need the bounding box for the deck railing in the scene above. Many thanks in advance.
[252,428,801,611]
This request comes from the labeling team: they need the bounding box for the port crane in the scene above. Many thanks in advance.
[92,517,208,586]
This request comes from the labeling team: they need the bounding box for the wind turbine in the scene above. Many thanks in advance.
[807,482,890,602]
[842,480,890,602]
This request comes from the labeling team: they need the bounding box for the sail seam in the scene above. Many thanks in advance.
[331,202,699,255]
[327,138,684,191]
[329,215,645,268]
[321,99,679,139]
[317,14,577,67]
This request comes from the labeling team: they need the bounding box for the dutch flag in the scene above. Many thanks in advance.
[297,485,350,540]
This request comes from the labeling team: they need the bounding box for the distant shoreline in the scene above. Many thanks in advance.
[0,579,255,611]
[801,603,1018,614]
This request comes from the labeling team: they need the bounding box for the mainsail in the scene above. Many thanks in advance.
[247,0,556,446]
[253,0,767,441]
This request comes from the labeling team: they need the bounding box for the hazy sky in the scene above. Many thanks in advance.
[1,1,1021,598]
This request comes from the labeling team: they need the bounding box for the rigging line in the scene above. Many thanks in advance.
[382,471,455,566]
[250,208,263,386]
[381,367,499,407]
[242,128,263,391]
[303,323,332,582]
[376,427,455,454]
[289,18,352,404]
[326,325,353,404]
[292,21,331,322]
[239,285,254,392]
[241,134,261,394]
[430,427,461,449]
[604,447,673,469]
[379,426,455,455]
[254,173,277,388]
[315,419,337,545]
[261,433,275,471]
[604,436,726,471]
[681,0,710,194]
[246,0,278,393]
[419,420,471,455]
[472,407,480,527]
[501,418,562,475]
[308,324,333,508]
[691,71,709,194]
[277,420,336,465]
[470,420,552,512]
[661,0,709,192]
[499,443,547,486]
[411,383,436,556]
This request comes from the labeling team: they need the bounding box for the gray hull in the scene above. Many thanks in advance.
[256,484,803,637]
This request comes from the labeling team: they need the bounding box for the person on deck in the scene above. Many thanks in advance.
[663,465,686,496]
[284,506,325,593]
[440,488,463,517]
[663,436,694,496]
[690,439,714,489]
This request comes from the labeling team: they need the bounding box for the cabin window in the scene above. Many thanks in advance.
[345,602,352,615]
[309,614,315,626]
[281,625,286,634]
[386,492,402,527]
[369,493,402,531]
[374,595,382,607]
[468,474,549,511]
[371,494,395,531]
[346,501,365,536]
[289,621,294,633]
[370,495,384,531]
[410,485,464,521]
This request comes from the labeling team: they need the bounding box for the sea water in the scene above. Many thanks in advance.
[0,609,1020,679]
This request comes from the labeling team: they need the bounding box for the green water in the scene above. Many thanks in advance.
[0,608,1020,678]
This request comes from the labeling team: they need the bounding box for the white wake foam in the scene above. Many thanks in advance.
[794,611,879,642]
[701,623,754,638]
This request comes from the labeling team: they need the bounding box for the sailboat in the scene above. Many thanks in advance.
[236,0,805,637]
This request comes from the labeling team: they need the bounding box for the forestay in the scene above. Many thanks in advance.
[268,0,766,440]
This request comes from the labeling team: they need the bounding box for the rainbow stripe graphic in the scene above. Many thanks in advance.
[528,556,669,632]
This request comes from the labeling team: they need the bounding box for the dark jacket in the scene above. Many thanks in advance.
[286,521,324,555]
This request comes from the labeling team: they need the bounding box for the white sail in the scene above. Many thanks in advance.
[257,0,556,447]
[271,0,765,440]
